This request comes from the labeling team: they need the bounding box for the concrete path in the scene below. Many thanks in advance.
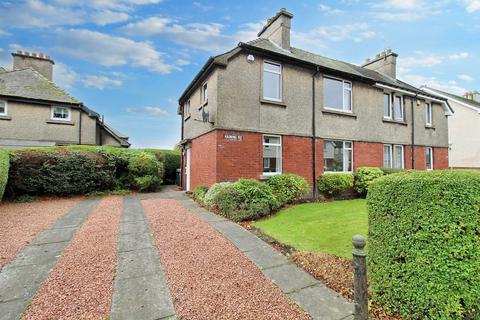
[110,196,175,320]
[0,198,99,320]
[159,191,355,320]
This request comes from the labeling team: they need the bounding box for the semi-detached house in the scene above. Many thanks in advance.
[178,9,451,192]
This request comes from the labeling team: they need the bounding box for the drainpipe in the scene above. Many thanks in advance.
[180,106,185,189]
[78,109,82,145]
[411,94,417,169]
[312,66,320,198]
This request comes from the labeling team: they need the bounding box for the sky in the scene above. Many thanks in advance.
[0,0,478,149]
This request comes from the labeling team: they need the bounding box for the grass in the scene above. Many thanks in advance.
[253,199,367,259]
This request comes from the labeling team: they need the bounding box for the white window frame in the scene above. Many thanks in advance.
[383,144,393,168]
[323,76,353,113]
[393,145,405,169]
[263,60,282,102]
[323,140,354,173]
[383,92,392,119]
[426,147,433,170]
[202,83,208,103]
[393,95,404,121]
[0,100,7,116]
[184,100,191,119]
[262,135,282,175]
[50,106,71,121]
[425,102,432,126]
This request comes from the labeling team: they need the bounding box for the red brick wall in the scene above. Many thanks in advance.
[189,130,217,190]
[283,136,314,186]
[354,142,384,168]
[216,130,263,182]
[315,138,324,179]
[433,147,449,169]
[405,146,427,170]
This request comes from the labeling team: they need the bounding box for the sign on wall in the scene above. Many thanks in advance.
[224,134,243,141]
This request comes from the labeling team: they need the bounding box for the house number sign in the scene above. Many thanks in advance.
[224,134,243,141]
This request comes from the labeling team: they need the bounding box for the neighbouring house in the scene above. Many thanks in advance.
[178,9,451,192]
[421,86,480,169]
[0,51,130,148]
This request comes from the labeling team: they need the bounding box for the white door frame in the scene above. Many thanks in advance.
[185,147,191,191]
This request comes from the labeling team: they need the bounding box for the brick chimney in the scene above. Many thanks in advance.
[464,90,480,102]
[361,49,398,79]
[12,51,55,81]
[258,8,293,50]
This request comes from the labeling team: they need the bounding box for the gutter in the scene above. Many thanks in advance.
[312,66,320,198]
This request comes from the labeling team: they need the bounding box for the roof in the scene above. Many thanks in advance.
[421,86,480,109]
[0,68,80,104]
[100,122,131,147]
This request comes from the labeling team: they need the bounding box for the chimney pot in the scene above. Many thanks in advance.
[12,50,55,80]
[258,8,293,50]
[362,49,398,78]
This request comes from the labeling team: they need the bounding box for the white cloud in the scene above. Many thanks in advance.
[52,0,161,12]
[372,0,421,10]
[400,74,467,95]
[465,0,480,12]
[458,74,474,81]
[53,29,176,73]
[375,12,423,21]
[0,30,11,36]
[371,0,448,21]
[318,4,343,14]
[448,52,469,60]
[82,75,123,89]
[91,10,129,26]
[175,59,190,66]
[193,2,213,11]
[126,106,168,116]
[53,62,78,89]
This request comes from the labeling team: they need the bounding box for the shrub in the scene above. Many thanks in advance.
[367,171,480,319]
[204,182,233,206]
[0,148,9,200]
[192,186,208,203]
[128,152,163,191]
[353,167,384,196]
[267,173,309,205]
[317,173,353,197]
[380,167,405,175]
[162,151,181,184]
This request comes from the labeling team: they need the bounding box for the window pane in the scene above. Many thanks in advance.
[324,140,344,172]
[383,93,391,117]
[394,96,403,120]
[0,101,5,114]
[394,146,403,169]
[345,148,353,172]
[53,107,69,119]
[344,89,352,111]
[425,103,431,124]
[324,78,343,110]
[203,84,208,101]
[264,62,281,73]
[383,145,392,168]
[264,136,280,145]
[263,136,281,173]
[426,148,433,169]
[263,71,280,100]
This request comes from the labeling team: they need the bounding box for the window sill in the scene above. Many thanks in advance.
[46,119,74,125]
[184,115,191,121]
[260,98,287,108]
[321,108,357,118]
[382,118,408,126]
[425,125,435,130]
[198,101,208,110]
[0,115,12,120]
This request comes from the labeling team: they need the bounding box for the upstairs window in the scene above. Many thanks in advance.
[263,135,282,175]
[202,83,208,103]
[324,77,352,112]
[426,147,433,170]
[383,93,392,119]
[263,61,282,101]
[393,95,404,121]
[425,102,432,126]
[184,100,191,118]
[324,140,353,172]
[0,100,6,115]
[51,106,71,121]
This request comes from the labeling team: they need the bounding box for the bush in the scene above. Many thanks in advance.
[317,173,353,197]
[192,186,208,203]
[128,152,163,191]
[353,167,384,196]
[204,182,233,207]
[0,149,10,200]
[380,167,405,175]
[162,151,181,184]
[267,173,309,205]
[367,171,480,319]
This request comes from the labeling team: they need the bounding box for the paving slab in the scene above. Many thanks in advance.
[261,262,319,293]
[210,220,268,252]
[111,196,175,320]
[0,198,99,319]
[244,245,290,270]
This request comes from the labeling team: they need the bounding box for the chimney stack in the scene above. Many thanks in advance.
[361,49,398,79]
[464,91,480,103]
[11,50,55,81]
[258,8,293,50]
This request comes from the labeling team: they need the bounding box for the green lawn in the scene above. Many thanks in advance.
[253,199,367,259]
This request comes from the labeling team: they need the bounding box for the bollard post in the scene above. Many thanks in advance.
[352,235,368,320]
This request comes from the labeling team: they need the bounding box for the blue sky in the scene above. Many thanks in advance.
[0,0,478,149]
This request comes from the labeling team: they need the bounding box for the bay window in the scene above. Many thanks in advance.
[263,61,282,101]
[323,77,352,112]
[263,135,282,174]
[323,140,353,172]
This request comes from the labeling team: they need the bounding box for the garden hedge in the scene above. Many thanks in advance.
[317,173,353,197]
[367,171,480,319]
[0,148,9,200]
[353,167,384,196]
[267,173,309,205]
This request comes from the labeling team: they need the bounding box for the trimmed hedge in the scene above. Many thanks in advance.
[7,147,164,196]
[353,167,384,196]
[367,171,480,319]
[192,186,208,204]
[267,173,309,205]
[317,173,353,197]
[380,167,405,175]
[0,148,9,200]
[144,149,180,184]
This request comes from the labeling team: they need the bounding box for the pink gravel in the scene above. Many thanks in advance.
[0,197,82,270]
[143,199,311,320]
[22,196,122,320]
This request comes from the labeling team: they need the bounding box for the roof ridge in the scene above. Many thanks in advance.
[27,67,82,104]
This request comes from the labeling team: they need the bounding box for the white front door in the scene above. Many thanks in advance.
[185,147,191,191]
